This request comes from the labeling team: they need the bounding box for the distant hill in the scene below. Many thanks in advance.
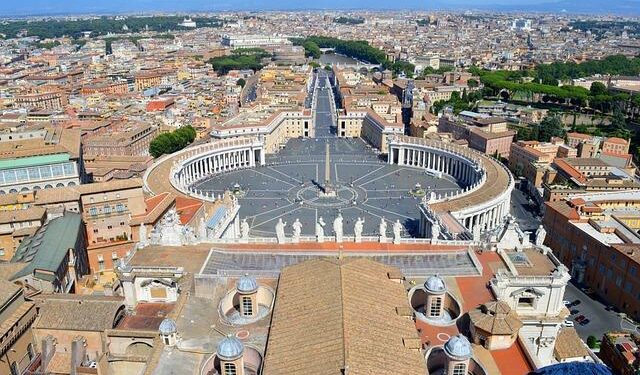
[1,0,639,17]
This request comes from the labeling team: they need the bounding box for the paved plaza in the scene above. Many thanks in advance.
[194,137,462,237]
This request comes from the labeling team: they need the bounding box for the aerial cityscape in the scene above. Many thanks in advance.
[1,1,640,375]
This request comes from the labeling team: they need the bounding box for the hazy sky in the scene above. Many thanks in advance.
[1,0,639,16]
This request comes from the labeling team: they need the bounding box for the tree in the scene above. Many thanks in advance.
[586,335,597,349]
[590,81,608,96]
[467,79,479,88]
[236,78,246,88]
[149,125,196,158]
[302,40,321,59]
[538,116,566,142]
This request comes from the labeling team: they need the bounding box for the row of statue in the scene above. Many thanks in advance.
[270,213,404,244]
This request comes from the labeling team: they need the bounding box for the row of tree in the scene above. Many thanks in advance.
[207,48,270,74]
[0,16,221,39]
[149,125,197,158]
[294,36,387,65]
[535,55,640,85]
[430,90,484,115]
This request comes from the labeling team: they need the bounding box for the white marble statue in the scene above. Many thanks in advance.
[153,209,185,246]
[275,218,287,244]
[198,217,207,241]
[379,217,387,243]
[316,217,326,242]
[431,220,441,240]
[292,218,303,243]
[139,223,148,248]
[333,213,344,243]
[393,220,402,244]
[240,219,250,241]
[535,225,547,246]
[354,217,364,243]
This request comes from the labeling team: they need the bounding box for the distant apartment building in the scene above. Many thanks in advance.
[221,34,290,49]
[0,127,83,194]
[544,191,640,320]
[509,139,577,188]
[14,91,68,111]
[83,123,157,157]
[0,206,46,262]
[0,279,40,375]
[10,212,88,293]
[600,332,640,375]
[438,112,516,157]
[80,179,146,246]
[543,157,640,202]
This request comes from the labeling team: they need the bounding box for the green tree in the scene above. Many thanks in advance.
[538,116,566,142]
[590,81,608,96]
[586,336,597,349]
[467,79,479,88]
[149,125,196,158]
[237,78,246,88]
[302,40,321,59]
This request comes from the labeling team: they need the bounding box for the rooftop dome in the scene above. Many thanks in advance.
[217,335,244,361]
[424,275,446,294]
[237,274,258,293]
[444,334,472,360]
[159,318,177,335]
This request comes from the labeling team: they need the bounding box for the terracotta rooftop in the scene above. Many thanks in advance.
[262,258,426,375]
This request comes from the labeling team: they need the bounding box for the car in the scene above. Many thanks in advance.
[571,299,582,306]
[570,309,580,315]
[580,319,590,326]
[575,315,586,323]
[563,300,572,306]
[563,320,575,327]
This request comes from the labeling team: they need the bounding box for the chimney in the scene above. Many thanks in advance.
[70,336,87,375]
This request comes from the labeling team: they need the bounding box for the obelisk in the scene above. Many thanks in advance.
[320,142,336,197]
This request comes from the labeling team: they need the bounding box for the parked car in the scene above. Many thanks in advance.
[563,320,575,327]
[571,299,582,306]
[570,309,579,315]
[580,319,590,326]
[576,315,586,323]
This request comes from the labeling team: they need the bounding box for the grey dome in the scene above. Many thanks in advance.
[159,318,177,335]
[217,336,244,360]
[444,334,472,360]
[424,275,446,294]
[237,274,258,293]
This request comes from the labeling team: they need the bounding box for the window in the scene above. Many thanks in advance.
[163,336,170,345]
[223,363,237,375]
[89,207,98,216]
[104,205,112,214]
[453,363,466,375]
[518,297,535,308]
[631,266,637,277]
[27,343,34,359]
[429,296,442,317]
[242,296,253,316]
[0,248,4,257]
[115,203,125,212]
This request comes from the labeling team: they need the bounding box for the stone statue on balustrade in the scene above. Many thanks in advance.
[316,217,326,243]
[139,223,148,248]
[431,220,441,240]
[275,218,287,244]
[333,213,344,243]
[393,220,402,244]
[292,219,303,243]
[535,225,547,247]
[240,218,250,242]
[379,217,387,243]
[354,217,365,243]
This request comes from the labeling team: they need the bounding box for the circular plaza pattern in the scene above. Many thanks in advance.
[192,138,462,237]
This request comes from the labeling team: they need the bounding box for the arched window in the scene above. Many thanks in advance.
[242,296,253,316]
[453,363,466,375]
[224,362,237,375]
[429,296,442,317]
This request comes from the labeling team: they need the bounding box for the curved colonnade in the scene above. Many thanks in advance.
[388,135,514,237]
[159,137,266,201]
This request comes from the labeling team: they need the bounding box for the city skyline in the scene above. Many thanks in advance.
[2,0,640,16]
